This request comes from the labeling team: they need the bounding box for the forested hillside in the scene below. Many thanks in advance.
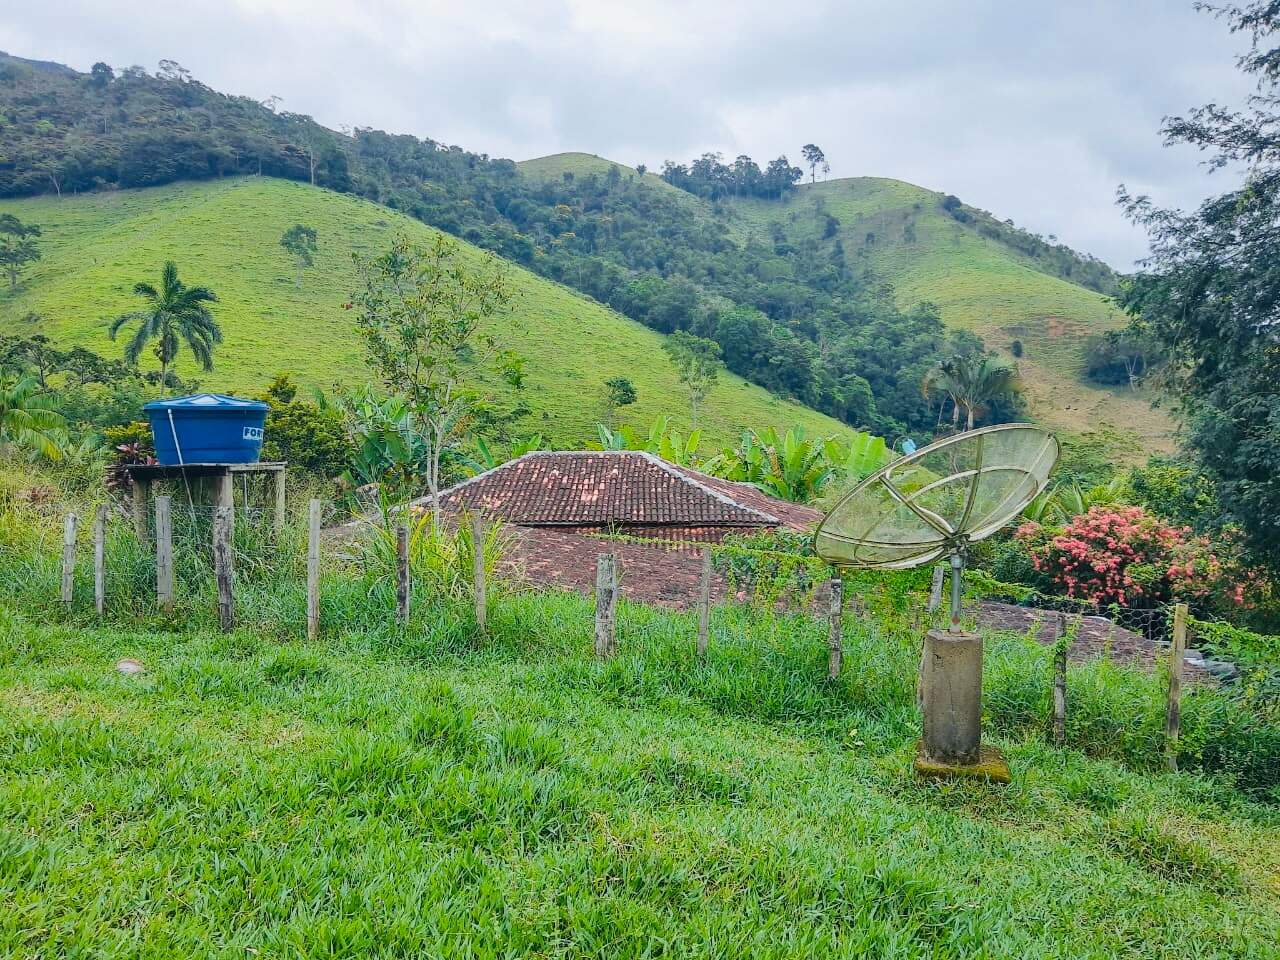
[719,177,1173,448]
[0,51,1163,445]
[0,52,982,437]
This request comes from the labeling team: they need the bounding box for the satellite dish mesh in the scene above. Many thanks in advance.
[815,424,1058,570]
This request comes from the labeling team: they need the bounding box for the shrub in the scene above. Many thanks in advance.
[1016,505,1245,610]
[257,375,352,480]
[1127,458,1219,531]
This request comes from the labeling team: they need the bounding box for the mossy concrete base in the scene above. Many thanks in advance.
[913,741,1011,784]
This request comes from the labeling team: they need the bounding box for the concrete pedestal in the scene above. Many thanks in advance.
[914,629,1010,783]
[919,628,983,765]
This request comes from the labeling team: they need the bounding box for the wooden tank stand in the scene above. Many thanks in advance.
[123,462,287,541]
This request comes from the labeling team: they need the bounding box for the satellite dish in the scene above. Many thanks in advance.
[815,424,1058,628]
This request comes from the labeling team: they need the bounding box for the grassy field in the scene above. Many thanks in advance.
[3,597,1279,956]
[0,177,847,448]
[723,177,1174,453]
[0,475,1278,957]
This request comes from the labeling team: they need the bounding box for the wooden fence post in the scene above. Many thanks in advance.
[215,472,234,516]
[59,512,78,609]
[696,546,712,659]
[1051,613,1068,747]
[471,514,487,634]
[396,521,410,626]
[595,553,618,658]
[274,470,288,537]
[93,504,107,617]
[927,563,945,614]
[155,495,174,613]
[1165,602,1188,772]
[131,477,149,543]
[307,499,322,641]
[213,504,235,632]
[827,577,844,680]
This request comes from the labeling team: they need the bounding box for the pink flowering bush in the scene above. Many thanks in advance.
[1015,505,1243,610]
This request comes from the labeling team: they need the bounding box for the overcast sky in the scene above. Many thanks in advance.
[0,1,1256,267]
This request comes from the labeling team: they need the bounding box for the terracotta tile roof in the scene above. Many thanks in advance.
[670,469,822,532]
[415,451,818,530]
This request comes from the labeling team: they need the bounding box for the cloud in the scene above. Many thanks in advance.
[0,0,1255,266]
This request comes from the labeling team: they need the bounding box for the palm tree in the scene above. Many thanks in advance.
[922,354,1022,431]
[109,261,221,390]
[0,370,66,460]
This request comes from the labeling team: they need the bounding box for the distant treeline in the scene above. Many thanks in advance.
[659,153,805,200]
[0,53,984,435]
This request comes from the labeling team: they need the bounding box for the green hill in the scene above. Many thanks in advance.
[520,152,697,205]
[0,177,851,447]
[721,177,1173,451]
[518,155,1172,454]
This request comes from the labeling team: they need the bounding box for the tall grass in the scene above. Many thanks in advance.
[1,466,1276,801]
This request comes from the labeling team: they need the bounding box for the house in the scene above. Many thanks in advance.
[413,450,821,605]
[415,450,819,540]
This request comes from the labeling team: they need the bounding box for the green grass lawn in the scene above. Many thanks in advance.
[0,177,846,448]
[2,593,1278,958]
[0,471,1276,959]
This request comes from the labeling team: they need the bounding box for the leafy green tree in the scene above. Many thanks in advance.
[280,224,318,286]
[350,233,521,528]
[1117,0,1280,570]
[661,331,722,429]
[108,261,221,390]
[601,375,637,427]
[0,370,65,460]
[801,144,826,183]
[89,62,114,88]
[0,214,41,291]
[255,374,351,480]
[922,353,1022,431]
[1083,331,1160,389]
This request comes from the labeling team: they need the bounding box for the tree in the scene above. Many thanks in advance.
[0,214,41,291]
[350,233,521,530]
[922,353,1022,431]
[156,59,191,83]
[108,261,221,390]
[0,370,65,460]
[255,374,351,479]
[801,144,826,184]
[763,156,803,198]
[1117,0,1280,571]
[601,376,637,427]
[1082,331,1159,389]
[280,224,318,286]
[89,62,114,88]
[662,331,722,428]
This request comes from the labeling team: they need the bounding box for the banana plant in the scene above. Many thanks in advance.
[592,416,701,465]
[826,430,892,482]
[704,426,830,502]
[703,425,894,503]
[1023,476,1130,523]
[465,434,545,475]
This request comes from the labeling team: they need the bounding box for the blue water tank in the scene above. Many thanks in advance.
[144,394,270,465]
